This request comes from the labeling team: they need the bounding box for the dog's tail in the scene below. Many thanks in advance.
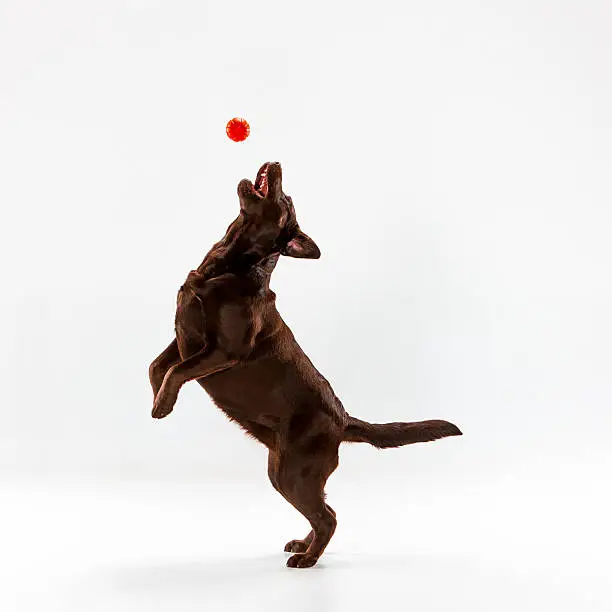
[343,416,462,448]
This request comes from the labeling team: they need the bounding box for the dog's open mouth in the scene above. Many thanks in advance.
[254,162,270,197]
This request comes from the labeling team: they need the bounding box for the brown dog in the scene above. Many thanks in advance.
[149,161,462,568]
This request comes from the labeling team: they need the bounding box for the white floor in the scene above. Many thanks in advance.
[2,476,610,612]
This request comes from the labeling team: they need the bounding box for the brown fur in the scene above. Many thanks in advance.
[149,161,462,568]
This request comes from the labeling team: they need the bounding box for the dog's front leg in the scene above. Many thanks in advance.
[149,339,181,400]
[152,346,238,419]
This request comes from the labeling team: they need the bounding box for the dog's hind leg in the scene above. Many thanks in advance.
[268,441,339,568]
[283,505,336,554]
[149,339,180,399]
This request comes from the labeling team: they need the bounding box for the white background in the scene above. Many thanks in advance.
[1,1,611,610]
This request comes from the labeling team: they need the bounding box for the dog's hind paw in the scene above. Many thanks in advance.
[284,539,308,554]
[286,553,319,569]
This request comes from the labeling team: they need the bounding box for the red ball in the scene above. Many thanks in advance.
[226,117,250,142]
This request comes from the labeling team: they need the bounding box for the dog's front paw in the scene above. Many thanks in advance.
[286,553,319,569]
[152,389,176,419]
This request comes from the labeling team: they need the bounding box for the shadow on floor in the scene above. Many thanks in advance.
[70,552,600,612]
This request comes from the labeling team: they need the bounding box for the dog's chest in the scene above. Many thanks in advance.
[176,270,276,356]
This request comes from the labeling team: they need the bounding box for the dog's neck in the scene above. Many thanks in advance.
[196,216,279,283]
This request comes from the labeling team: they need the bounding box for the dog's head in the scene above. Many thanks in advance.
[236,162,321,260]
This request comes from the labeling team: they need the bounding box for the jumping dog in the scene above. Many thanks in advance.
[149,162,462,568]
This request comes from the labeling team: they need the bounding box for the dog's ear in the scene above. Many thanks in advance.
[282,230,321,259]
